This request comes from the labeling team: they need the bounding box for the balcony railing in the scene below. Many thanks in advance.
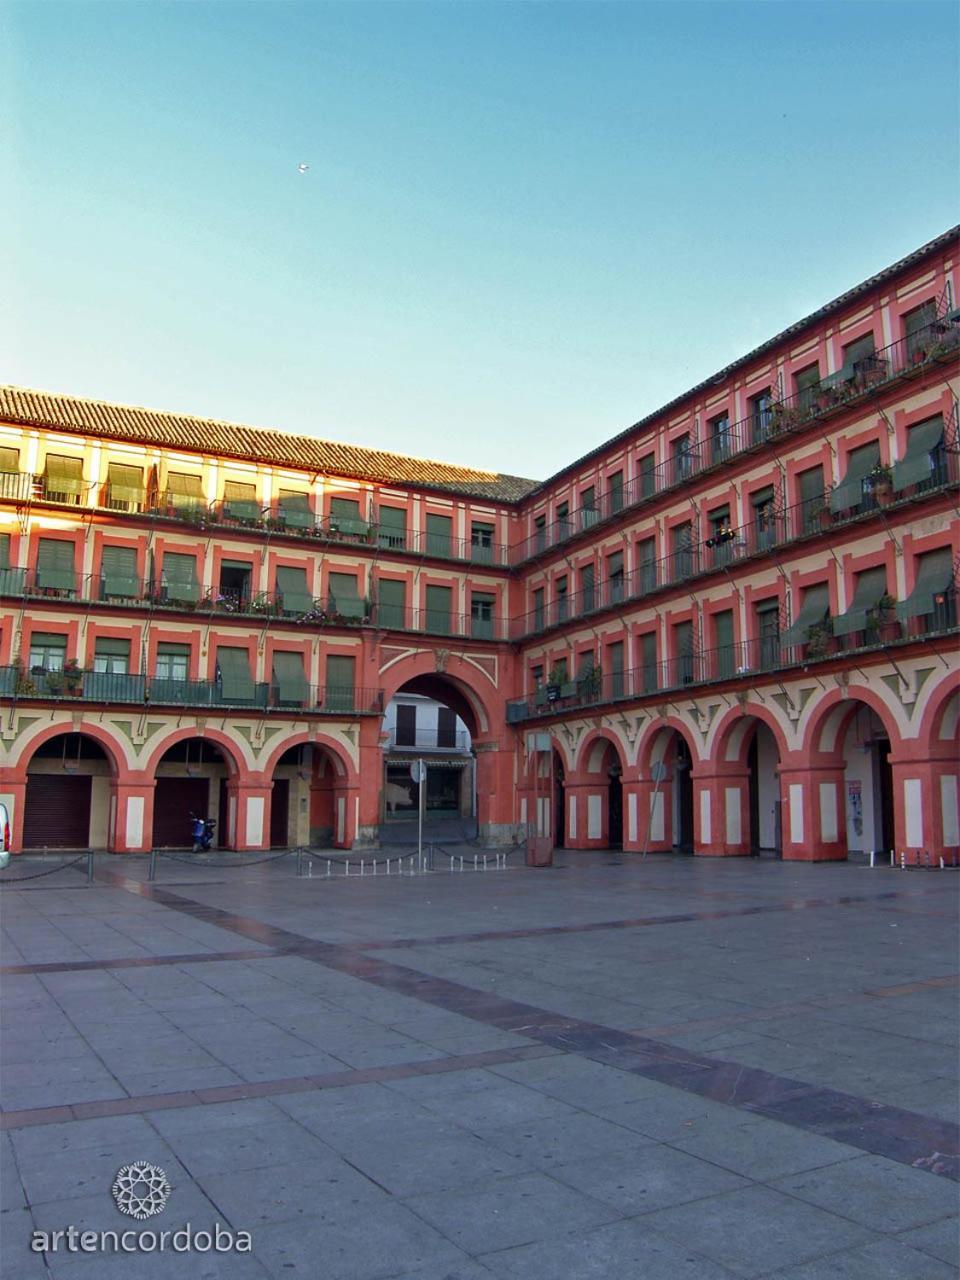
[0,666,384,714]
[512,456,960,639]
[511,315,960,565]
[0,570,511,641]
[505,606,960,722]
[385,728,471,751]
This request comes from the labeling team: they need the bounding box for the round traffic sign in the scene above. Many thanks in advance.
[409,760,427,784]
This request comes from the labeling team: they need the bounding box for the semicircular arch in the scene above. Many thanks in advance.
[15,720,127,780]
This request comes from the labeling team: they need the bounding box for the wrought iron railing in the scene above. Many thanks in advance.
[0,666,383,714]
[504,609,960,722]
[510,316,960,565]
[385,728,471,750]
[511,456,960,639]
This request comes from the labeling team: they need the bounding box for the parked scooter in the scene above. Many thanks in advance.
[190,815,216,852]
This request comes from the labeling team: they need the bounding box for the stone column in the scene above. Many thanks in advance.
[691,766,750,856]
[227,782,273,850]
[777,762,847,861]
[111,781,156,854]
[474,739,517,846]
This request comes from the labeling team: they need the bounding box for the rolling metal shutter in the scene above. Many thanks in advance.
[152,778,210,847]
[23,775,92,848]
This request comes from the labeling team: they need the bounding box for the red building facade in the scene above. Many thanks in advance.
[1,227,958,861]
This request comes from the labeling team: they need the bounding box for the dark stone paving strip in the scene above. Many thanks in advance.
[88,867,960,1182]
[0,946,273,976]
[0,1043,556,1130]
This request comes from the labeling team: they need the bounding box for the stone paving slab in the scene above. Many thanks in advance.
[1,853,957,1278]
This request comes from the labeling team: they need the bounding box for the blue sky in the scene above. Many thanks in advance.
[3,1,957,479]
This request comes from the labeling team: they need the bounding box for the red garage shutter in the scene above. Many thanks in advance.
[23,775,92,848]
[152,778,210,847]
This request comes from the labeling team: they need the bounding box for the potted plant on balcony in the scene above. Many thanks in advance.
[808,500,833,532]
[868,462,894,506]
[14,668,38,696]
[63,658,83,695]
[805,619,835,660]
[578,661,604,702]
[546,661,567,703]
[867,593,899,644]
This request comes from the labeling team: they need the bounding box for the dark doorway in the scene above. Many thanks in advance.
[270,778,290,847]
[675,737,694,853]
[23,774,92,848]
[218,778,229,848]
[608,767,623,847]
[748,735,760,856]
[876,738,895,855]
[554,753,565,847]
[153,778,209,847]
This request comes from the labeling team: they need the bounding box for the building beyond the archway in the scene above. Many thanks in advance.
[1,227,958,862]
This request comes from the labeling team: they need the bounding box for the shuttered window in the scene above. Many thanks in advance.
[580,563,595,612]
[830,442,880,514]
[425,513,452,558]
[165,471,205,512]
[892,416,945,493]
[714,609,735,677]
[0,446,19,473]
[425,585,452,634]
[781,584,830,647]
[607,551,624,602]
[162,552,200,604]
[222,480,260,523]
[609,470,624,513]
[100,545,139,599]
[0,532,9,568]
[325,655,355,712]
[637,537,657,593]
[44,454,84,502]
[216,646,255,702]
[395,703,416,746]
[378,505,406,549]
[639,453,655,497]
[897,549,955,622]
[276,565,313,617]
[36,538,76,593]
[640,631,658,692]
[377,578,406,628]
[834,567,888,637]
[329,497,367,537]
[277,490,314,531]
[904,300,937,357]
[106,463,144,510]
[471,522,495,563]
[272,651,309,705]
[608,640,625,697]
[328,572,364,618]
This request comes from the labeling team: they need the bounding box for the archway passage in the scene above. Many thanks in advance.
[673,734,694,854]
[554,750,566,847]
[23,734,114,849]
[603,743,623,848]
[381,676,478,845]
[152,738,230,849]
[837,707,895,857]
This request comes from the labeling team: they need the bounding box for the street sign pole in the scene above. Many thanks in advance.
[410,759,427,869]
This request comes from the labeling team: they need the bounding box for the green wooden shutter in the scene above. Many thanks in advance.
[377,505,406,549]
[276,565,313,616]
[36,538,76,592]
[44,454,84,499]
[328,572,364,619]
[222,480,260,524]
[781,584,830,646]
[425,585,452,634]
[377,578,406,628]
[217,646,255,702]
[897,549,955,621]
[272,651,309,706]
[107,463,144,510]
[425,514,452,558]
[325,655,355,712]
[101,545,140,598]
[641,631,658,691]
[0,446,19,473]
[162,552,200,603]
[165,471,205,514]
[470,522,495,564]
[277,490,314,531]
[834,567,888,636]
[830,443,880,513]
[714,609,735,676]
[892,417,944,492]
[0,532,23,595]
[329,497,367,537]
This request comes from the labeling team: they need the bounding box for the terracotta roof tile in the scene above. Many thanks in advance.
[0,386,538,503]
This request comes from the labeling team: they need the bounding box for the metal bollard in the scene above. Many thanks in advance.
[459,856,464,872]
[473,855,478,871]
[940,856,945,869]
[148,849,158,882]
[373,859,377,876]
[386,859,391,875]
[326,860,332,877]
[450,856,454,873]
[307,858,312,878]
[900,851,906,870]
[360,860,365,876]
[86,851,95,883]
[297,848,303,878]
[889,849,894,867]
[408,856,414,875]
[483,856,487,871]
[345,860,350,876]
[869,850,875,868]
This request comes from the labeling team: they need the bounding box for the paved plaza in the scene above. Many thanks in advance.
[1,849,958,1279]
